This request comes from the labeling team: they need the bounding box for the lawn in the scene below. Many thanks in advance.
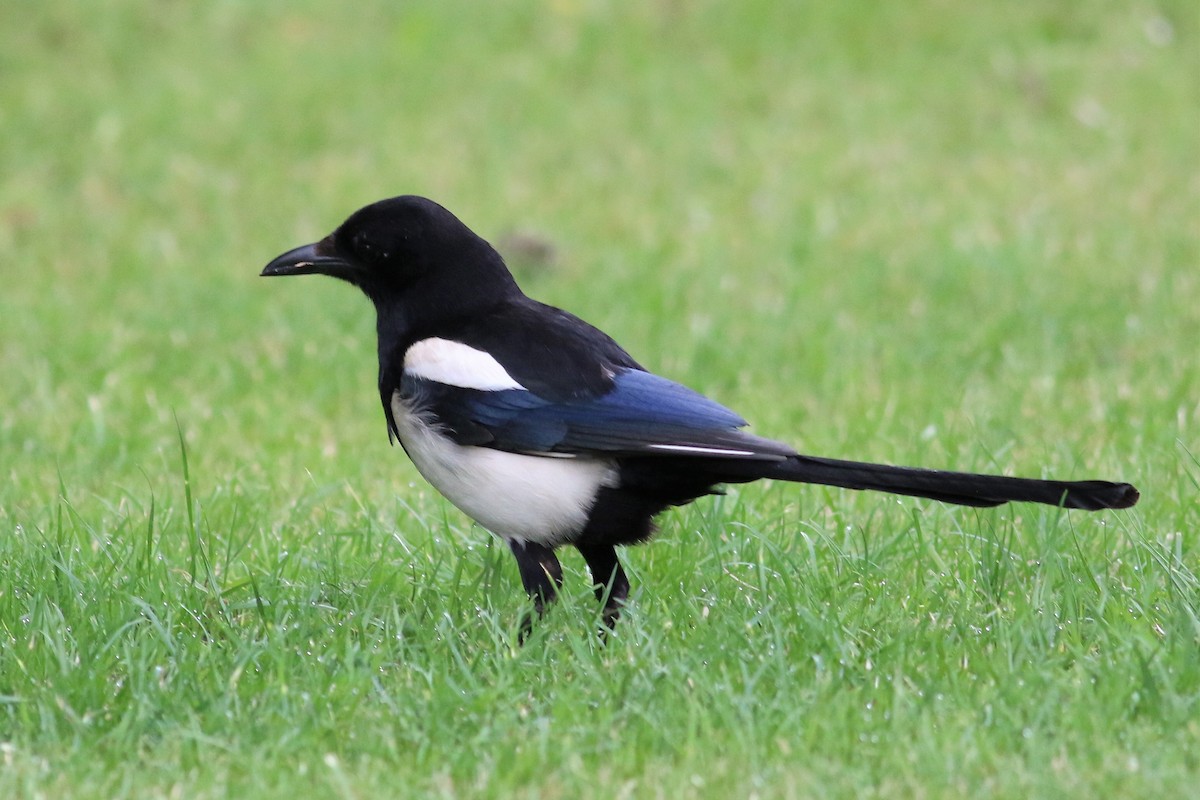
[1,1,1197,797]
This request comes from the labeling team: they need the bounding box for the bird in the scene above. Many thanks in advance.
[262,195,1139,636]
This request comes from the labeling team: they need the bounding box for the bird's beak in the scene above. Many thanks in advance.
[261,238,358,281]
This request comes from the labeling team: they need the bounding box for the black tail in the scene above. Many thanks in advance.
[765,455,1139,511]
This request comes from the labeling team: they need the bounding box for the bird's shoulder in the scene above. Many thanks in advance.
[376,297,639,441]
[420,297,642,401]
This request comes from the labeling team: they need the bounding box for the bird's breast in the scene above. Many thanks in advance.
[389,391,617,546]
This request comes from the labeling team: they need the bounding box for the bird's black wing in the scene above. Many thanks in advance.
[449,299,644,401]
[401,366,795,461]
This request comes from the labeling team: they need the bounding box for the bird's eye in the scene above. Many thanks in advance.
[355,234,378,260]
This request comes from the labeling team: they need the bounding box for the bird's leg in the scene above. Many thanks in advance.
[508,539,563,643]
[576,543,630,633]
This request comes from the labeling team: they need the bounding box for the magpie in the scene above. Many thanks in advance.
[262,195,1139,634]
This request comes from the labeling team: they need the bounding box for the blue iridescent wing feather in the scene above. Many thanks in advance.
[400,368,793,460]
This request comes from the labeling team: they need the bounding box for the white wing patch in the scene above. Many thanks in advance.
[404,337,526,391]
[646,443,758,457]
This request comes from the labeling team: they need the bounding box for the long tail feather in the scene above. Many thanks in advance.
[765,455,1138,510]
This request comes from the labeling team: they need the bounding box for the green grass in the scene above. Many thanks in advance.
[2,1,1198,797]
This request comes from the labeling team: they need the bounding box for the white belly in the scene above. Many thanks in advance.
[391,392,617,545]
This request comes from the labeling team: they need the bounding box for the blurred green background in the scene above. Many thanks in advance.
[1,2,1197,798]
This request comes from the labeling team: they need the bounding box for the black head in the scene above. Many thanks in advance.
[262,196,518,310]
